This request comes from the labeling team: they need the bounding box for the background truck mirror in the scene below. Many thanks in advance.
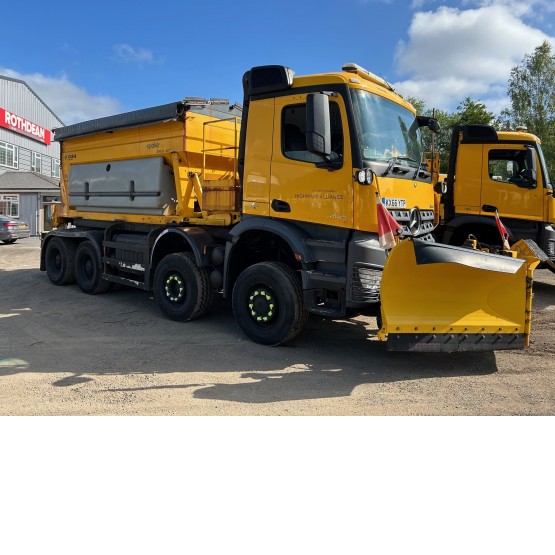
[434,180,447,195]
[516,168,537,189]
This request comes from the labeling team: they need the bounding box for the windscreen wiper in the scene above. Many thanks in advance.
[412,150,429,180]
[381,156,418,177]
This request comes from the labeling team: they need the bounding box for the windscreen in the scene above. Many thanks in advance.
[350,88,422,170]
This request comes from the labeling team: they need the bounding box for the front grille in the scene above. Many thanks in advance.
[351,265,381,303]
[389,209,435,241]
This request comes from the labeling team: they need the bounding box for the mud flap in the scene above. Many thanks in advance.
[377,239,540,352]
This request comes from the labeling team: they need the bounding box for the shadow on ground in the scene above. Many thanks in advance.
[0,266,505,405]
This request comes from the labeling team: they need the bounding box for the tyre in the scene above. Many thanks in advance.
[74,240,111,294]
[232,262,308,346]
[2,239,17,244]
[153,252,212,321]
[44,236,76,285]
[376,310,383,331]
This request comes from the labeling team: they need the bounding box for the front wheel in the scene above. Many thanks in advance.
[153,252,213,321]
[2,239,17,244]
[232,262,308,346]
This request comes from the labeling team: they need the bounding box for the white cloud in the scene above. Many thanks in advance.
[467,0,555,18]
[113,44,155,64]
[394,4,555,112]
[0,68,122,125]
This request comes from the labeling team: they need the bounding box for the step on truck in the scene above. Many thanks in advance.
[41,64,541,352]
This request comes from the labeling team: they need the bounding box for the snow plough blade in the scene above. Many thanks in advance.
[377,239,540,352]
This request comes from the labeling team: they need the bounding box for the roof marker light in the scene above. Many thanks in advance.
[342,63,395,92]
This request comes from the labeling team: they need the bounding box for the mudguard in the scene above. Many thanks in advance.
[378,239,541,352]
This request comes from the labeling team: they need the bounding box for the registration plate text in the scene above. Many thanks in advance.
[382,198,406,208]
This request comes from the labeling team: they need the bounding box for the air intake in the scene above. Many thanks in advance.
[243,65,295,97]
[459,125,499,143]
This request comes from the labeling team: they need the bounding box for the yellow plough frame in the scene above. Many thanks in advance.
[378,238,542,352]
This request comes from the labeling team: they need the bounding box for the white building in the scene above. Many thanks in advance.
[0,75,63,235]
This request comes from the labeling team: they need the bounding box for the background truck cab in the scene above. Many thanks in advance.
[438,124,555,265]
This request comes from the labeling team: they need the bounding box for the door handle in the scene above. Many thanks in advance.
[271,199,291,213]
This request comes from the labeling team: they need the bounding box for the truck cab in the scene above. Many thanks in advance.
[241,64,436,236]
[229,64,438,317]
[439,125,555,263]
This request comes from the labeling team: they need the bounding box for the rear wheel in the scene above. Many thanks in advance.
[232,262,308,346]
[2,239,17,244]
[74,240,111,294]
[153,252,212,321]
[44,236,76,285]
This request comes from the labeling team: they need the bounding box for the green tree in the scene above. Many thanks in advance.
[453,97,495,127]
[436,99,495,172]
[427,109,456,173]
[501,40,555,177]
[409,97,493,173]
[407,97,426,116]
[407,97,450,172]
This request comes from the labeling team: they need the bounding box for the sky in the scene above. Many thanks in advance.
[1,0,554,125]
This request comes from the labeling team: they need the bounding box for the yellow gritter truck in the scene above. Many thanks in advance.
[40,64,541,352]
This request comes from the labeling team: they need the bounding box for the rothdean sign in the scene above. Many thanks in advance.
[0,108,52,145]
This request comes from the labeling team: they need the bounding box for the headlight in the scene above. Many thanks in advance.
[355,168,374,185]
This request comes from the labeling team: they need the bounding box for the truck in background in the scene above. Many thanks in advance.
[40,65,541,352]
[435,124,555,271]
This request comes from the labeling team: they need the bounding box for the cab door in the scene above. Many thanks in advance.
[270,93,353,229]
[480,144,544,220]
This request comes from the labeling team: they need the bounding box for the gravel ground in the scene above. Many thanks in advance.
[1,236,554,415]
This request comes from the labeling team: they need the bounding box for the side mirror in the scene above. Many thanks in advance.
[516,168,537,189]
[306,93,331,157]
[416,116,441,134]
[434,180,447,195]
[428,118,441,133]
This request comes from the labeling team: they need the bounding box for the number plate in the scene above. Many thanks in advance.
[382,198,407,208]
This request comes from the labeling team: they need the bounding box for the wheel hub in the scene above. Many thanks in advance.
[248,288,276,323]
[84,258,94,277]
[165,274,185,303]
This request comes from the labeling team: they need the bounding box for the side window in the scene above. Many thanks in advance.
[488,149,533,184]
[0,141,19,169]
[282,102,343,163]
[52,159,60,178]
[0,194,19,218]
